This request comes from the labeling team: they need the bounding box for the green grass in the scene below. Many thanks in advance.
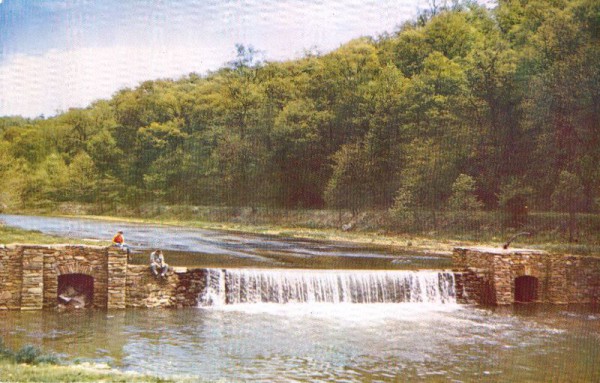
[0,224,107,246]
[0,362,174,382]
[0,338,174,382]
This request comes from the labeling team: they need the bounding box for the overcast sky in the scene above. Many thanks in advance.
[0,0,432,118]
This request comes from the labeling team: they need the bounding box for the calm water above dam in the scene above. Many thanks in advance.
[0,214,450,269]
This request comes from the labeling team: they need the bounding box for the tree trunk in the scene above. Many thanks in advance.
[568,211,577,243]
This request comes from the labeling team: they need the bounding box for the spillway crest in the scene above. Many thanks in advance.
[199,269,457,306]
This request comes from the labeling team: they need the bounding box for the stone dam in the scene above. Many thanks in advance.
[0,244,599,310]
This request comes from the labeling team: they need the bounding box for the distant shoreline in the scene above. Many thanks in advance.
[3,207,599,258]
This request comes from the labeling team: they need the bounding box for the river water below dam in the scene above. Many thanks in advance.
[0,214,599,381]
[1,304,598,381]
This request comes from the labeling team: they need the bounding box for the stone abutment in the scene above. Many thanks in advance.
[453,246,600,305]
[0,245,207,310]
[1,244,599,309]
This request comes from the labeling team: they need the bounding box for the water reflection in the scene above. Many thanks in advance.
[0,305,598,382]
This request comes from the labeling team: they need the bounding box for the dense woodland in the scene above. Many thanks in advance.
[0,0,598,228]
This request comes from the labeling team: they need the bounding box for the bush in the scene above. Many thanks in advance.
[15,345,42,364]
[0,339,59,365]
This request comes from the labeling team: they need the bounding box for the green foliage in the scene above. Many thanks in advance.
[0,0,598,225]
[324,142,372,215]
[15,345,43,364]
[0,339,59,365]
[448,174,483,211]
[0,338,13,360]
[552,170,585,213]
[498,178,533,227]
[551,170,586,242]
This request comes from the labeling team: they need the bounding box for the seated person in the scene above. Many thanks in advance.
[150,249,168,278]
[112,230,131,255]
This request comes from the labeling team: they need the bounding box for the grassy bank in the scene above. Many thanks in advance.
[0,362,174,382]
[0,339,172,382]
[0,224,106,247]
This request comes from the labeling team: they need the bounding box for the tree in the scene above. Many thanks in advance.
[324,142,372,216]
[448,174,483,211]
[497,177,532,228]
[272,98,330,207]
[361,64,407,207]
[21,154,69,206]
[551,170,585,242]
[0,141,24,210]
[68,152,98,203]
[390,139,458,230]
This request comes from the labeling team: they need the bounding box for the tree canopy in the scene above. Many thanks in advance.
[0,0,598,219]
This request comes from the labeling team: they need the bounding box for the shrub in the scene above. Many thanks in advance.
[15,345,42,364]
[1,343,60,365]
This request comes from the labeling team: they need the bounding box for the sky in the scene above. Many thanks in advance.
[0,0,432,118]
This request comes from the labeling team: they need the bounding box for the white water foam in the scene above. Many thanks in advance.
[198,268,457,308]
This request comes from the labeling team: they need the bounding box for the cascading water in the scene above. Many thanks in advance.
[198,269,226,306]
[198,269,456,306]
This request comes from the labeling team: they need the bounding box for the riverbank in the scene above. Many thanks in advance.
[0,224,105,246]
[0,361,175,382]
[3,205,600,256]
[61,213,600,257]
[0,338,174,382]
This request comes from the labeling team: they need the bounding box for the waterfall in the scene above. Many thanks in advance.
[198,269,456,306]
[198,269,226,306]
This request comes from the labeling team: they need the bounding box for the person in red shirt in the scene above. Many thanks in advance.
[112,230,131,258]
[112,231,124,245]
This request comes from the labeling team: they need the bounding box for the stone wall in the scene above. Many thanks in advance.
[0,245,116,310]
[125,265,179,308]
[565,256,600,304]
[43,246,109,309]
[0,244,204,310]
[454,246,600,305]
[2,244,599,310]
[174,269,208,308]
[0,245,23,310]
[107,247,127,309]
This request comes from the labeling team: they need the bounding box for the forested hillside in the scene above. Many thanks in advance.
[0,0,598,224]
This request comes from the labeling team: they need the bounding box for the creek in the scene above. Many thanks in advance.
[0,214,598,382]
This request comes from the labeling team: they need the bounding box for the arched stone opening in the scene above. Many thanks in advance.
[514,276,538,303]
[58,274,94,309]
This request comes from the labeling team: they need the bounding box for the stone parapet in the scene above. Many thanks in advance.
[453,246,600,305]
[20,248,45,310]
[0,244,206,310]
[2,244,598,310]
[174,269,208,308]
[125,264,178,308]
